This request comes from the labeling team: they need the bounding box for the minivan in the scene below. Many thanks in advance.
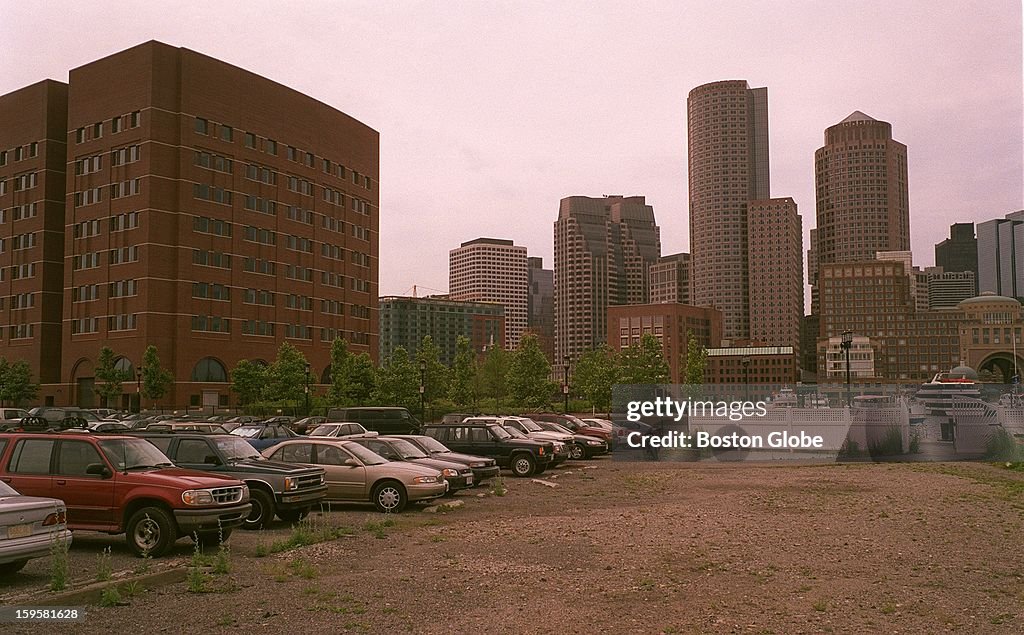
[325,407,421,434]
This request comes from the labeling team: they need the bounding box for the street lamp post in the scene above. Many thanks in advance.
[419,360,427,424]
[562,355,570,414]
[741,357,751,402]
[135,369,142,414]
[841,330,853,408]
[304,362,311,416]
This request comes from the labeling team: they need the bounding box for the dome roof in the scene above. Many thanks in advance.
[958,292,1021,307]
[949,365,979,380]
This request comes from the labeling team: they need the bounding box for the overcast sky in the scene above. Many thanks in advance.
[2,1,1021,298]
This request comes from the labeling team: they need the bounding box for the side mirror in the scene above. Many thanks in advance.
[85,463,112,478]
[343,458,360,467]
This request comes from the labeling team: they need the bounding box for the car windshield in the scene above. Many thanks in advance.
[215,437,262,461]
[73,411,102,422]
[0,481,18,496]
[545,422,574,435]
[231,426,262,439]
[487,425,511,440]
[98,438,174,470]
[413,436,449,453]
[341,442,389,466]
[502,426,527,438]
[309,425,339,437]
[518,418,543,432]
[389,439,427,459]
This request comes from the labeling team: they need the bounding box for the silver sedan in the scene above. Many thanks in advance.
[0,481,72,575]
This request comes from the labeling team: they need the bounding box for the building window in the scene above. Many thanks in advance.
[192,249,230,269]
[195,117,209,135]
[219,125,233,142]
[108,314,138,331]
[243,226,276,245]
[244,132,256,148]
[194,152,233,173]
[242,320,275,336]
[109,279,138,298]
[191,357,228,381]
[70,318,97,335]
[191,316,230,334]
[192,216,232,237]
[110,179,141,199]
[109,246,140,265]
[243,289,275,306]
[242,257,275,275]
[244,196,276,215]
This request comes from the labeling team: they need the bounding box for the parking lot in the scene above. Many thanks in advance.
[4,457,1023,634]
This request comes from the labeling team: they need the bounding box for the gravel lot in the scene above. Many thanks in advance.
[4,458,1023,634]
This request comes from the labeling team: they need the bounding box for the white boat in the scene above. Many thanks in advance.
[915,368,982,417]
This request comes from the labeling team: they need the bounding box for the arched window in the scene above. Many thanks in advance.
[114,357,134,375]
[191,357,227,382]
[321,367,332,384]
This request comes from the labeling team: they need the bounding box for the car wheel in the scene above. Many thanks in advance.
[277,507,311,523]
[510,453,536,477]
[0,559,28,575]
[569,444,585,460]
[126,506,177,557]
[372,481,407,513]
[192,528,233,548]
[243,488,275,530]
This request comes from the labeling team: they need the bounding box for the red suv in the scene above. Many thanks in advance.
[0,432,251,556]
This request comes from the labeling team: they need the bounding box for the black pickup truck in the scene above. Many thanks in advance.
[134,432,326,529]
[421,422,554,477]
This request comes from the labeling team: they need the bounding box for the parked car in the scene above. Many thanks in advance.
[136,432,327,529]
[500,425,569,466]
[309,422,377,438]
[27,407,109,426]
[395,435,500,483]
[230,424,299,451]
[0,432,251,556]
[263,439,446,512]
[495,415,605,460]
[348,437,476,493]
[143,422,229,434]
[441,412,475,425]
[423,420,554,477]
[0,409,30,431]
[325,407,421,434]
[290,416,326,435]
[262,416,296,427]
[581,418,615,432]
[0,481,72,575]
[530,413,615,449]
[87,422,133,433]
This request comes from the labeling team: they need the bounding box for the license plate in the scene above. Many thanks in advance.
[7,523,32,539]
[466,476,474,485]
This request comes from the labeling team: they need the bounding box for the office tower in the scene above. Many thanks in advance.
[526,257,554,361]
[449,238,528,350]
[687,80,769,340]
[0,80,68,386]
[813,111,910,286]
[977,211,1024,299]
[935,222,978,292]
[554,195,660,361]
[808,228,819,314]
[41,41,378,408]
[648,253,691,305]
[748,197,803,354]
[926,269,976,310]
[378,295,504,366]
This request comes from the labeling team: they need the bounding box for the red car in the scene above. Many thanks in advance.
[0,431,251,556]
[529,413,615,449]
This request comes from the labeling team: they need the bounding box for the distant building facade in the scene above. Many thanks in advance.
[449,237,528,350]
[554,195,660,362]
[748,197,803,354]
[927,269,976,310]
[977,211,1024,300]
[648,253,691,305]
[704,346,798,385]
[378,296,504,366]
[607,303,722,383]
[957,293,1023,383]
[526,256,554,361]
[935,222,978,292]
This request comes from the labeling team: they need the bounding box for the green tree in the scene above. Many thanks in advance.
[94,346,131,408]
[617,333,670,385]
[0,358,38,406]
[140,345,174,408]
[230,359,268,406]
[477,346,509,407]
[266,342,309,405]
[416,336,450,413]
[372,347,419,412]
[448,336,476,408]
[572,345,618,412]
[683,331,708,391]
[327,338,375,406]
[506,334,557,409]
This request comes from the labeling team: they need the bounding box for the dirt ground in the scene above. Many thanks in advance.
[4,458,1023,634]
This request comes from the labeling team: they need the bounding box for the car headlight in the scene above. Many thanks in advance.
[413,475,438,484]
[441,468,458,477]
[182,489,215,506]
[587,440,602,445]
[538,447,545,456]
[469,462,485,468]
[284,477,299,491]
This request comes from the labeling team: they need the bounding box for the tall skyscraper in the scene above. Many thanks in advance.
[748,197,803,354]
[687,80,769,340]
[813,111,910,269]
[977,211,1024,300]
[0,80,68,386]
[935,222,978,292]
[526,257,554,361]
[648,253,691,305]
[554,195,660,361]
[0,41,380,408]
[449,237,528,350]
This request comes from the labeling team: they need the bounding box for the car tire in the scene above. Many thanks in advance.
[126,506,177,557]
[277,507,311,523]
[0,559,28,575]
[510,453,536,477]
[372,480,407,513]
[243,488,275,530]
[192,528,233,548]
[569,444,586,460]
